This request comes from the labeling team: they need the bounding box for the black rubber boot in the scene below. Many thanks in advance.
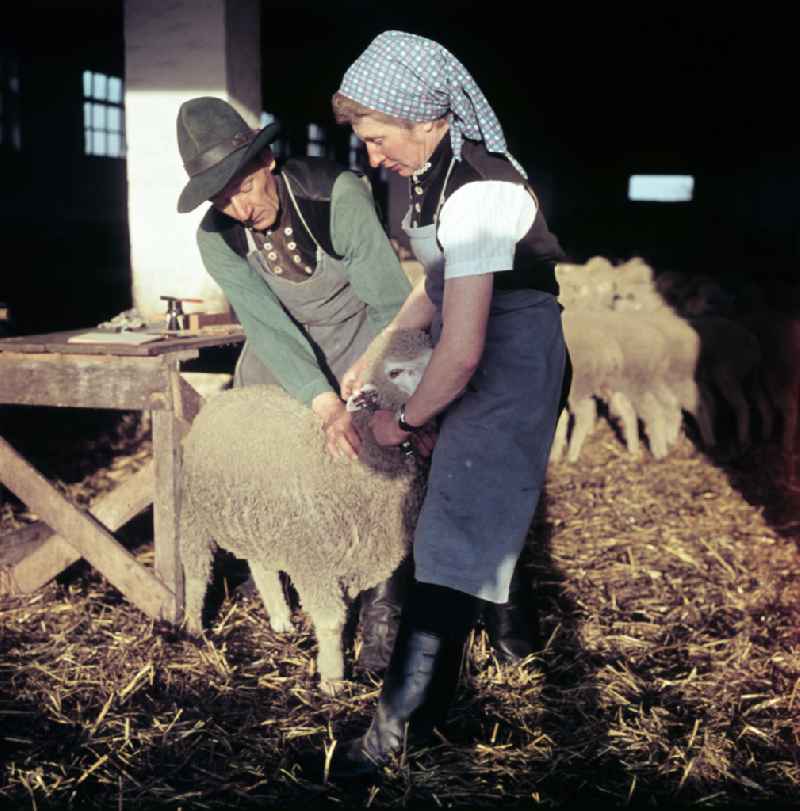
[481,563,541,664]
[323,581,479,781]
[356,558,413,675]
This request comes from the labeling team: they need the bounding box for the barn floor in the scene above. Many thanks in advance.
[1,409,798,809]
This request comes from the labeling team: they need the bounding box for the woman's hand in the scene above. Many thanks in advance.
[369,410,437,458]
[340,353,372,402]
[312,391,361,460]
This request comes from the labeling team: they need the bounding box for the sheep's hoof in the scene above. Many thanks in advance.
[319,677,345,697]
[269,616,294,634]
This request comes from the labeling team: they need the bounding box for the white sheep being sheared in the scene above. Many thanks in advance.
[179,329,432,692]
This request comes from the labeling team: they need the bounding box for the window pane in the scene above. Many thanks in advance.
[107,106,121,132]
[307,123,323,140]
[83,70,93,98]
[93,129,106,156]
[628,174,694,202]
[93,72,107,101]
[83,101,92,128]
[107,76,122,104]
[107,132,121,157]
[85,130,92,154]
[307,143,324,157]
[92,102,105,130]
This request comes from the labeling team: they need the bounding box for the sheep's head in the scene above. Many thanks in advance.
[346,329,433,414]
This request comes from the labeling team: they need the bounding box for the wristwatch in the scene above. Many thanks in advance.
[396,403,421,433]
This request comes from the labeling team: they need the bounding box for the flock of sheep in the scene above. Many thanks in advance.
[552,256,800,469]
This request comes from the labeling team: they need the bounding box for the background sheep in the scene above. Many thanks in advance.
[179,329,432,692]
[552,311,625,463]
[552,256,773,462]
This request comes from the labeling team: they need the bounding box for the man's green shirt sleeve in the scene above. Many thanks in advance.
[330,171,411,333]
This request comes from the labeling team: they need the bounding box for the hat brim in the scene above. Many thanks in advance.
[177,122,281,214]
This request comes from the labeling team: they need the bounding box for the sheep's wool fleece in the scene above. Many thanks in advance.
[180,384,424,598]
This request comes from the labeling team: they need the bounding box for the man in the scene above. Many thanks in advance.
[176,96,411,672]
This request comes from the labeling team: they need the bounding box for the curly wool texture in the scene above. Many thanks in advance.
[179,328,432,686]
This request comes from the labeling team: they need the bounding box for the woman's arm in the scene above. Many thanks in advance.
[369,273,493,446]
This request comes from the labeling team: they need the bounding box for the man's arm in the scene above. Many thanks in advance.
[330,171,412,333]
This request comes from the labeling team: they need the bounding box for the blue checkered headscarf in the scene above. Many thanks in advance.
[339,30,526,178]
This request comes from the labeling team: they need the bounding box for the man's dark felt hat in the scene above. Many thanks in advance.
[176,97,281,213]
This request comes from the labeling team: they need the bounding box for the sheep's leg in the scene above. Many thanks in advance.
[609,391,640,458]
[653,381,683,447]
[638,391,669,460]
[549,408,570,463]
[750,374,774,441]
[566,397,596,463]
[682,379,716,448]
[289,571,347,693]
[248,562,293,633]
[780,381,800,484]
[714,371,752,449]
[179,508,216,636]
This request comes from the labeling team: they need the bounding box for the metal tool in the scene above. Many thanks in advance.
[160,296,203,331]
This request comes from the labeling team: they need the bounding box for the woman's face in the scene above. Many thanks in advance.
[352,116,441,177]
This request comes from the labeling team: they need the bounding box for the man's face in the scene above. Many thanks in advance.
[211,153,279,230]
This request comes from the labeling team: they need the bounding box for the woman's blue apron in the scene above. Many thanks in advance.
[403,208,566,604]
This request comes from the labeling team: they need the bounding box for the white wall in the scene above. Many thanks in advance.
[124,0,260,321]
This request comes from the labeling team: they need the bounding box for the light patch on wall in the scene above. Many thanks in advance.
[628,174,694,202]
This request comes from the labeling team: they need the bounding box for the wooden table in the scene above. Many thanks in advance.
[0,328,245,622]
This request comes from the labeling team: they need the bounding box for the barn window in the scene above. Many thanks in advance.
[0,48,22,150]
[83,70,126,158]
[348,132,366,171]
[628,174,694,202]
[306,123,326,157]
[260,110,285,159]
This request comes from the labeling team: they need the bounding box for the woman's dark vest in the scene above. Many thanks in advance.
[427,139,566,296]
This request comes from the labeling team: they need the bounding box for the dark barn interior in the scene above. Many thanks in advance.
[1,4,796,335]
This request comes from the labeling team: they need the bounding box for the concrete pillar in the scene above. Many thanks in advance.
[124,0,260,322]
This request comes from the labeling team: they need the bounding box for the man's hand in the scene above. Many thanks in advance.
[312,392,361,460]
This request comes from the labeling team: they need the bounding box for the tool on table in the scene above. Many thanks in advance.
[160,296,203,331]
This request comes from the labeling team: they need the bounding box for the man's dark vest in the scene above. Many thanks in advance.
[200,157,354,262]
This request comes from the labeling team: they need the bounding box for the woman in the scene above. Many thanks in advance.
[317,31,570,778]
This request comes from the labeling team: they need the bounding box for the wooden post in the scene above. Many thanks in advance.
[0,437,174,620]
[151,361,199,622]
